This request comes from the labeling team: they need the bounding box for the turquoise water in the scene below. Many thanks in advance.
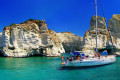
[0,54,120,80]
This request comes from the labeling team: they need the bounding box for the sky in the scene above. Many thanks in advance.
[0,0,120,37]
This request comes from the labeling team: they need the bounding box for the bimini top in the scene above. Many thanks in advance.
[73,52,80,55]
[72,51,85,56]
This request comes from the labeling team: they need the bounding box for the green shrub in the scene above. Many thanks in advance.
[10,23,16,26]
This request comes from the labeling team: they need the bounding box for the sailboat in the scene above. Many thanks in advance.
[62,0,116,67]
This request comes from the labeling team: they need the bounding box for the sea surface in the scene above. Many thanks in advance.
[0,53,120,80]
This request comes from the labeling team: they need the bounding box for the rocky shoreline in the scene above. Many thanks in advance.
[0,14,120,57]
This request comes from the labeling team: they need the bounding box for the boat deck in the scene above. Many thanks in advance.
[63,55,116,67]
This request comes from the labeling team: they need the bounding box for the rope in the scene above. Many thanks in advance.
[98,0,108,29]
[98,0,115,52]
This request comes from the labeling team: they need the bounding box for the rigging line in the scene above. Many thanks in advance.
[99,0,114,46]
[98,0,108,29]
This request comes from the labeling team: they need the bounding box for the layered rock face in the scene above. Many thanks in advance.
[0,19,65,57]
[57,32,83,52]
[108,14,120,49]
[82,16,110,56]
[109,14,120,38]
[82,15,120,56]
[89,16,106,30]
[1,14,120,57]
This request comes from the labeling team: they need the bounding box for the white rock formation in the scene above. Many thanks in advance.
[108,14,120,49]
[0,32,2,48]
[114,38,120,49]
[0,19,65,57]
[83,32,107,49]
[109,14,120,38]
[82,16,107,53]
[57,32,83,52]
[82,16,119,56]
[1,15,120,57]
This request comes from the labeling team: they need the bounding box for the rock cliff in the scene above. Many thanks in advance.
[57,32,83,52]
[82,16,112,56]
[108,14,120,49]
[1,14,120,57]
[109,14,120,38]
[0,32,2,48]
[82,15,120,56]
[0,19,65,57]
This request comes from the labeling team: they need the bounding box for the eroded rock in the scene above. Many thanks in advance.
[0,19,65,57]
[57,32,83,52]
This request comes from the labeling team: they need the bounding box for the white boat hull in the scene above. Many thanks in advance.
[63,55,116,67]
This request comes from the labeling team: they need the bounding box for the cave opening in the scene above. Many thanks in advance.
[0,50,4,57]
[31,48,45,57]
[39,48,46,56]
[40,48,44,55]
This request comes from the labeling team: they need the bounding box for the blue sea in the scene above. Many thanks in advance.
[0,53,120,80]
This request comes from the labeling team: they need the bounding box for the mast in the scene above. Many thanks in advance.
[95,0,98,53]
